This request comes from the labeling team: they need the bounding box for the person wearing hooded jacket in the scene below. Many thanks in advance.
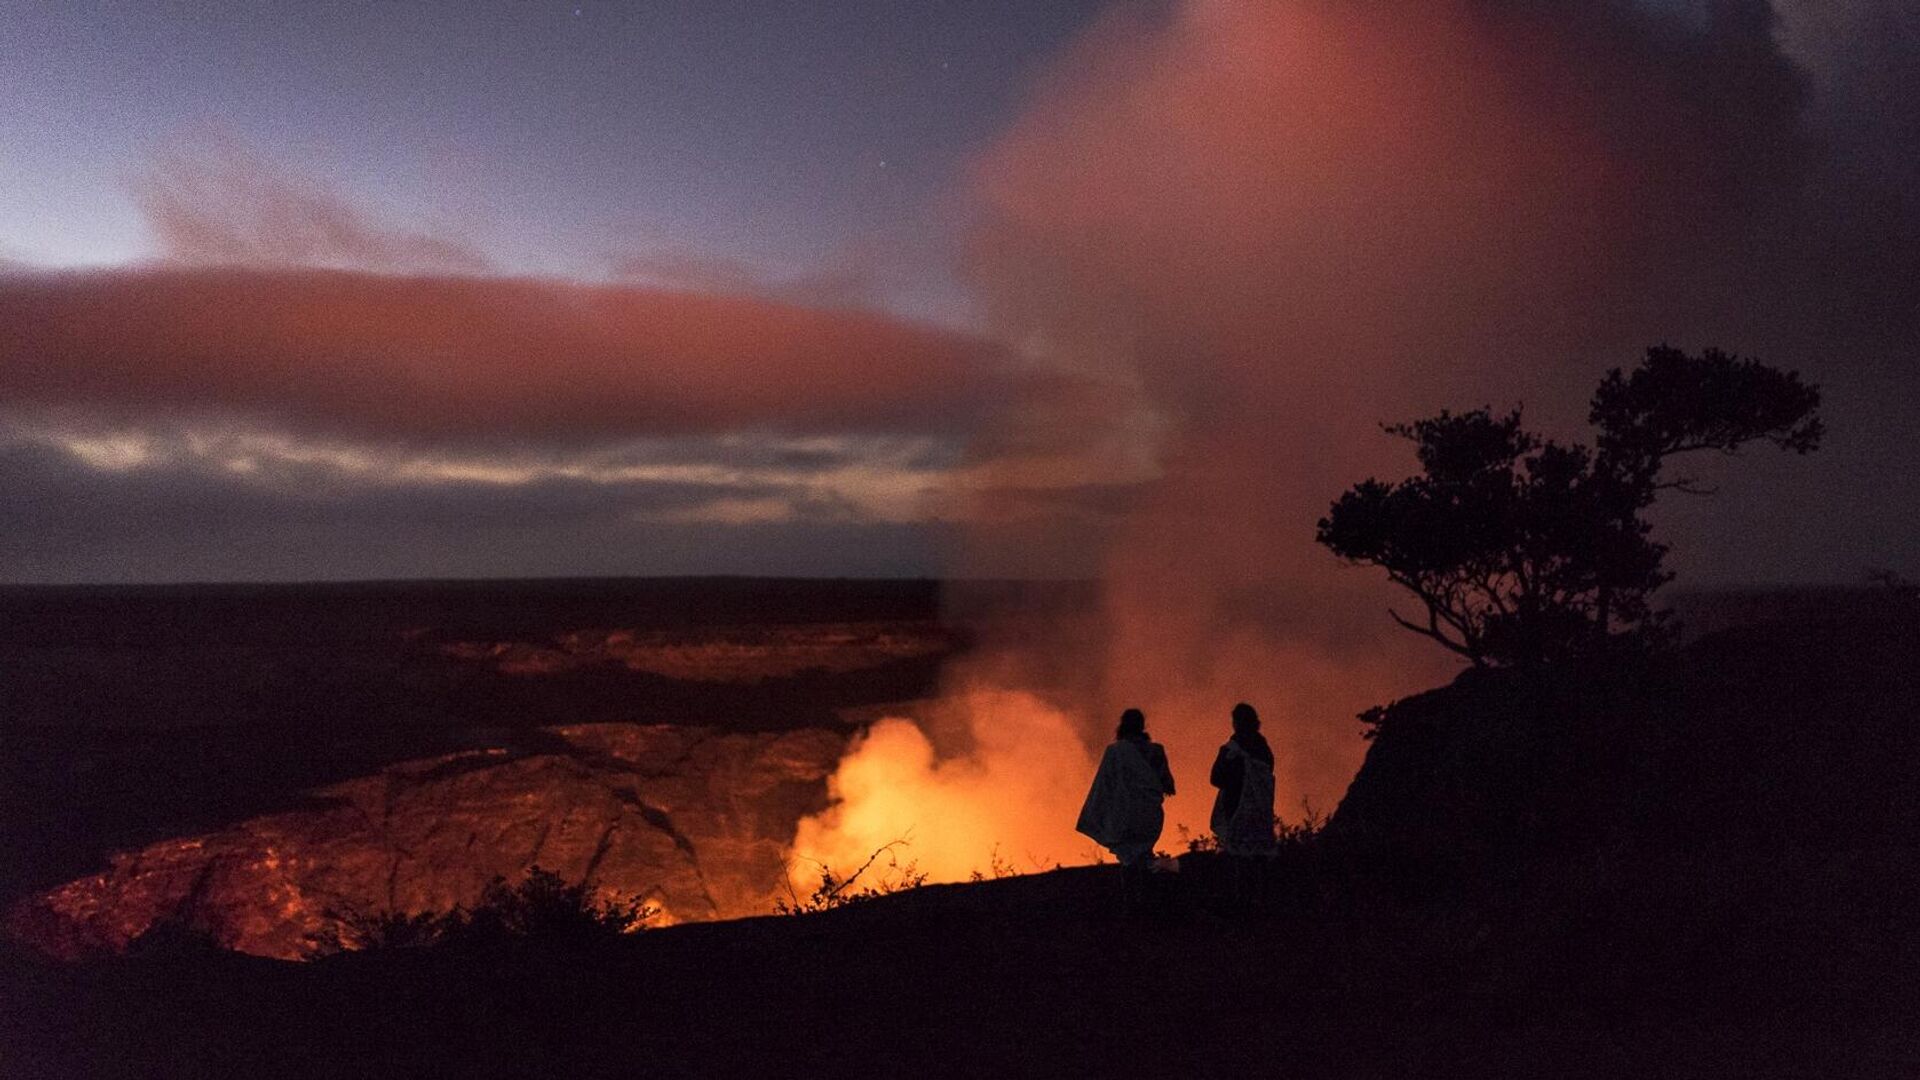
[1076,707,1175,911]
[1209,702,1276,910]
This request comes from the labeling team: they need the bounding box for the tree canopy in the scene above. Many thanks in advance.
[1316,346,1822,667]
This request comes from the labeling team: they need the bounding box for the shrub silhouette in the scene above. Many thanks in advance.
[313,907,456,953]
[313,867,651,954]
[967,845,1023,883]
[453,867,651,948]
[1317,346,1821,667]
[776,840,928,915]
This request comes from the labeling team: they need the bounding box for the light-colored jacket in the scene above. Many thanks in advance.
[1076,738,1174,858]
[1209,738,1277,855]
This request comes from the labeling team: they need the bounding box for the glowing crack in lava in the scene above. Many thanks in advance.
[790,690,1100,883]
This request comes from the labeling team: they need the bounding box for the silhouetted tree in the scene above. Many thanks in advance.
[1317,346,1821,667]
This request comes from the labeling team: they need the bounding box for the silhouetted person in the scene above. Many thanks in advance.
[1209,702,1276,912]
[1075,708,1176,912]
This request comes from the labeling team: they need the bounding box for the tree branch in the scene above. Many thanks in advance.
[832,838,911,899]
[1654,477,1719,496]
[1388,606,1476,660]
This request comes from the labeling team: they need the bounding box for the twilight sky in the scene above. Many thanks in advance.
[2,0,1916,585]
[2,0,1105,306]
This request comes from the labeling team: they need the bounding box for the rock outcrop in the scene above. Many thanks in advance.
[9,724,846,959]
[1327,613,1920,886]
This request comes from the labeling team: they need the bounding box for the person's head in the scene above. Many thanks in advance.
[1231,702,1260,734]
[1116,707,1146,739]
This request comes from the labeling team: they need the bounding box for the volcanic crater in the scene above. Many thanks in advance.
[0,579,989,960]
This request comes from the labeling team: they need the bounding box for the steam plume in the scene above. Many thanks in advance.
[794,0,1920,874]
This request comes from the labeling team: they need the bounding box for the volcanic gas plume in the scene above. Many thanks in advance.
[791,0,1920,879]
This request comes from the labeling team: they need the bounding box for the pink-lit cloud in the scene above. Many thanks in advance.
[0,266,1011,445]
[135,141,494,275]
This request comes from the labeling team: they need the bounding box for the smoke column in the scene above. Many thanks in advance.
[792,0,1920,880]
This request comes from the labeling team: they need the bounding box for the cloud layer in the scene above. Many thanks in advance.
[0,266,1010,446]
[3,0,1915,598]
[0,433,958,582]
[135,143,495,275]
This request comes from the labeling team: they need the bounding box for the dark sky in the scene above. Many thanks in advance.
[1,0,1915,586]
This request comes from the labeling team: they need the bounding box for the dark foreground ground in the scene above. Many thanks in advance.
[5,841,1918,1080]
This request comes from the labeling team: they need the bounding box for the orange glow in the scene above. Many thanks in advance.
[790,690,1099,883]
[792,628,1433,885]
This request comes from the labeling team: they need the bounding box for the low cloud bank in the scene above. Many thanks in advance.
[0,266,1009,446]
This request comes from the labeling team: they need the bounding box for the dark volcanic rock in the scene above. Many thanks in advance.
[1324,665,1644,888]
[1328,613,1920,884]
[8,724,845,959]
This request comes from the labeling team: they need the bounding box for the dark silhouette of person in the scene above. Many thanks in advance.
[1075,707,1176,911]
[1209,702,1276,911]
